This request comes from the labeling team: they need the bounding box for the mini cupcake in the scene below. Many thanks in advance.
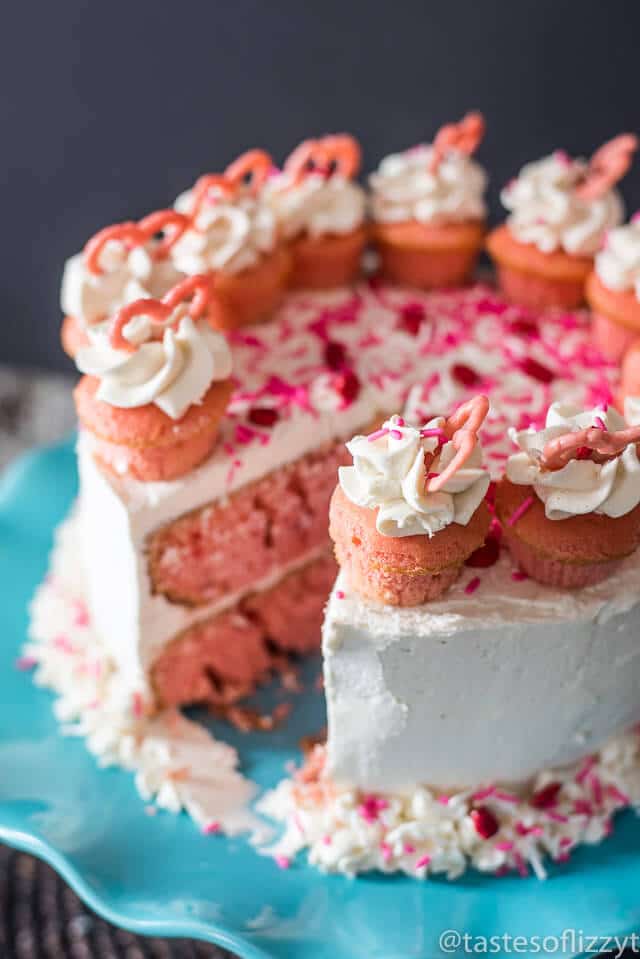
[369,112,487,289]
[172,149,291,328]
[487,135,637,310]
[496,402,640,588]
[587,214,640,361]
[74,276,233,482]
[60,210,189,358]
[329,396,491,606]
[265,134,367,288]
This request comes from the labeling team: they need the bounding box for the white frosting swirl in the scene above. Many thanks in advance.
[61,243,182,327]
[369,146,487,225]
[501,152,624,256]
[264,173,365,239]
[595,219,640,298]
[172,192,275,274]
[506,402,640,520]
[625,395,640,426]
[75,314,232,420]
[338,415,490,537]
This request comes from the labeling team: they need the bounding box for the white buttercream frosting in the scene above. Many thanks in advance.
[265,173,366,239]
[61,244,182,327]
[625,395,640,425]
[506,402,640,520]
[172,192,275,274]
[76,314,232,420]
[595,218,640,298]
[338,414,490,537]
[501,152,624,256]
[369,146,487,225]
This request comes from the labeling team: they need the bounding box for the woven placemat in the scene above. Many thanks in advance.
[0,845,232,959]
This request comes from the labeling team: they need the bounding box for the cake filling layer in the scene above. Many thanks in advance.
[152,550,336,707]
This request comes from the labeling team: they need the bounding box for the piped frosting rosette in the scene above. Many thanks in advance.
[329,397,492,606]
[496,401,640,588]
[60,211,188,357]
[73,276,234,482]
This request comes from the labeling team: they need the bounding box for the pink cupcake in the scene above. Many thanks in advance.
[329,397,491,606]
[74,276,233,482]
[172,149,291,328]
[497,402,640,587]
[61,210,189,358]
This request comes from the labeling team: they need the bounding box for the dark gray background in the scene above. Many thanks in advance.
[3,0,640,372]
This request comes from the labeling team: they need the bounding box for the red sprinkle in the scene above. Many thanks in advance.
[248,407,279,428]
[519,357,555,383]
[530,781,562,809]
[465,535,500,569]
[324,340,348,371]
[465,576,481,595]
[336,590,345,600]
[470,806,500,839]
[511,569,529,582]
[509,318,539,338]
[334,369,361,406]
[451,363,481,387]
[202,820,221,835]
[398,301,425,336]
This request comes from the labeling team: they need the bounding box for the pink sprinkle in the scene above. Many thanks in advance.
[559,836,572,848]
[514,852,529,878]
[607,784,631,805]
[358,794,389,823]
[275,854,290,870]
[593,416,607,430]
[380,841,392,862]
[202,821,221,835]
[575,756,596,784]
[546,811,569,823]
[437,795,451,806]
[132,692,145,719]
[495,840,514,852]
[396,417,405,426]
[322,835,332,846]
[15,656,37,671]
[336,590,345,600]
[465,576,481,595]
[403,843,416,854]
[367,427,389,442]
[53,635,74,654]
[389,429,403,440]
[572,799,593,816]
[507,496,534,527]
[420,427,448,441]
[415,854,431,869]
[493,790,519,804]
[589,773,604,805]
[72,601,90,627]
[472,786,496,802]
[511,569,529,582]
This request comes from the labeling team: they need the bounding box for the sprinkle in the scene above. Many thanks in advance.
[437,795,450,806]
[380,841,392,862]
[465,535,500,569]
[465,576,481,595]
[451,362,481,387]
[519,356,555,383]
[15,656,37,671]
[420,427,448,441]
[53,635,75,654]
[202,820,221,835]
[403,843,416,854]
[511,569,529,581]
[472,786,496,802]
[335,590,345,600]
[495,840,514,852]
[275,854,290,870]
[546,811,569,823]
[493,790,519,804]
[593,416,607,430]
[415,854,431,869]
[248,407,279,427]
[72,601,90,627]
[395,416,405,427]
[324,340,348,371]
[607,784,630,804]
[333,369,360,406]
[322,834,332,845]
[507,496,534,527]
[132,691,145,719]
[559,836,572,848]
[530,781,562,809]
[397,301,425,336]
[389,429,403,440]
[470,806,500,839]
[358,794,389,822]
[367,428,389,442]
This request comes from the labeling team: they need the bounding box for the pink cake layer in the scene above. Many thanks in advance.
[151,551,336,707]
[148,442,350,606]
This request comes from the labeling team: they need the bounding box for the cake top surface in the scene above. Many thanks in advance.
[86,282,620,531]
